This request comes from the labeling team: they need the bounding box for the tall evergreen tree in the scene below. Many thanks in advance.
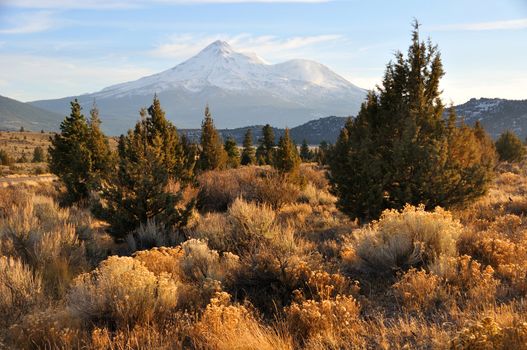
[273,128,301,176]
[97,97,194,241]
[197,105,227,171]
[224,136,240,168]
[240,128,256,165]
[48,99,93,203]
[495,130,525,162]
[86,102,114,190]
[328,22,495,221]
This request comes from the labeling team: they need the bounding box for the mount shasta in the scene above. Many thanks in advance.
[30,41,366,135]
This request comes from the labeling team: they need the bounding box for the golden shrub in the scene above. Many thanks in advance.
[430,255,499,305]
[353,205,462,272]
[193,292,293,350]
[67,256,179,328]
[392,268,448,313]
[9,307,82,350]
[226,197,279,254]
[452,317,527,350]
[0,256,43,325]
[285,295,361,347]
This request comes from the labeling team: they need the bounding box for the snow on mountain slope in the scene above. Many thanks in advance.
[97,41,362,98]
[30,40,367,134]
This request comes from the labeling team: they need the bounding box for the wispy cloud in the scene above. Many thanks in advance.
[0,10,58,34]
[151,33,345,62]
[0,0,331,10]
[0,53,154,101]
[433,18,527,31]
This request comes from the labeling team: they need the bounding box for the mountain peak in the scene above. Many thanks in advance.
[199,40,234,56]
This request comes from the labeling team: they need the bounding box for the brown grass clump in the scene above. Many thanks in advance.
[0,256,43,326]
[192,292,293,350]
[350,205,462,273]
[452,316,527,350]
[430,255,499,306]
[285,295,363,349]
[196,167,299,212]
[67,256,179,329]
[392,268,447,314]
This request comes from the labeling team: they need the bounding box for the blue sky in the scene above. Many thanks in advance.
[0,0,526,104]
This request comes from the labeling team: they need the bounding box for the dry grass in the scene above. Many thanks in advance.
[3,163,527,349]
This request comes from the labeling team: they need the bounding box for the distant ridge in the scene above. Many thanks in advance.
[0,94,63,131]
[454,98,527,139]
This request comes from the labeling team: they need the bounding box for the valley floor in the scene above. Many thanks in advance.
[1,163,527,349]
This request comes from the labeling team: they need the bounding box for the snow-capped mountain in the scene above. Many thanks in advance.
[30,41,366,135]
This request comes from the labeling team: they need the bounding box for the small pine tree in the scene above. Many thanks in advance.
[495,130,525,162]
[48,99,93,202]
[224,136,240,168]
[97,97,194,241]
[197,105,227,171]
[240,128,256,165]
[299,139,313,162]
[19,126,25,132]
[273,128,301,176]
[32,146,45,163]
[257,124,275,165]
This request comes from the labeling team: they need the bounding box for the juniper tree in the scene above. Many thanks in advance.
[273,128,301,176]
[495,130,525,162]
[97,97,194,241]
[240,128,256,165]
[48,99,93,202]
[197,105,227,171]
[328,22,495,222]
[224,136,240,168]
[32,146,45,163]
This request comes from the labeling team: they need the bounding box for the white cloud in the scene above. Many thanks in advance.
[0,54,154,101]
[433,18,527,31]
[0,10,57,34]
[0,0,331,9]
[151,33,345,62]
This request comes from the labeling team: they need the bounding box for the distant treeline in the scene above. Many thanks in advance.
[179,116,348,145]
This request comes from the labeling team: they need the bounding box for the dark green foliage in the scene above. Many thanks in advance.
[197,106,227,171]
[19,126,25,132]
[32,146,45,163]
[240,128,256,165]
[256,124,275,165]
[97,97,194,241]
[0,149,13,166]
[299,139,314,162]
[224,136,240,168]
[48,99,114,203]
[328,22,495,222]
[273,128,301,175]
[48,99,93,202]
[495,130,525,162]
